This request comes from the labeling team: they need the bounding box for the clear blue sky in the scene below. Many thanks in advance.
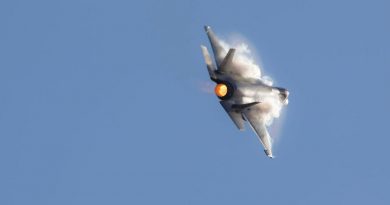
[1,0,389,204]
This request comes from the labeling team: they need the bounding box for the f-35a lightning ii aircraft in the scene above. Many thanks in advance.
[200,26,289,158]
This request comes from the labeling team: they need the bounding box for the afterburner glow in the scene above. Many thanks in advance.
[215,83,228,97]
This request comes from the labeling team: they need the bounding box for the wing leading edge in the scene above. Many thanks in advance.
[204,26,251,79]
[242,105,274,158]
[220,102,274,158]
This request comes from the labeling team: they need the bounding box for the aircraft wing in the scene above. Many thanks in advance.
[204,25,260,79]
[242,104,274,158]
[204,26,237,75]
[204,26,226,67]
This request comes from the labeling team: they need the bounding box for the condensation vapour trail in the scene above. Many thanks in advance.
[200,35,287,144]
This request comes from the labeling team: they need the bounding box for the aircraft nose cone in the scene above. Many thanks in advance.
[204,25,211,32]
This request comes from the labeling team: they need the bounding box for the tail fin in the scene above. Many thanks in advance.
[219,48,235,74]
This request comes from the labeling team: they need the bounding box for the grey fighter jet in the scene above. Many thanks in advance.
[201,26,289,158]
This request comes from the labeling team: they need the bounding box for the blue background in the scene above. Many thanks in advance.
[1,0,389,204]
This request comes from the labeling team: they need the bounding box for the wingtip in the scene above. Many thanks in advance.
[264,149,274,159]
[204,25,211,32]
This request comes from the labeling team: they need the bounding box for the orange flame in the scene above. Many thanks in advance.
[215,84,228,97]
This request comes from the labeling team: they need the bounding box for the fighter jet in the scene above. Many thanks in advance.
[201,26,289,158]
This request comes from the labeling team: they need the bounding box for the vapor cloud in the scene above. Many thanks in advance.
[218,37,283,126]
[200,34,286,143]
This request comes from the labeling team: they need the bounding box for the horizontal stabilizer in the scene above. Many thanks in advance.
[220,101,245,130]
[201,45,217,80]
[231,102,259,110]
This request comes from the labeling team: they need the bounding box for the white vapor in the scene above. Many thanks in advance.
[219,37,284,126]
[219,39,263,80]
[199,34,287,144]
